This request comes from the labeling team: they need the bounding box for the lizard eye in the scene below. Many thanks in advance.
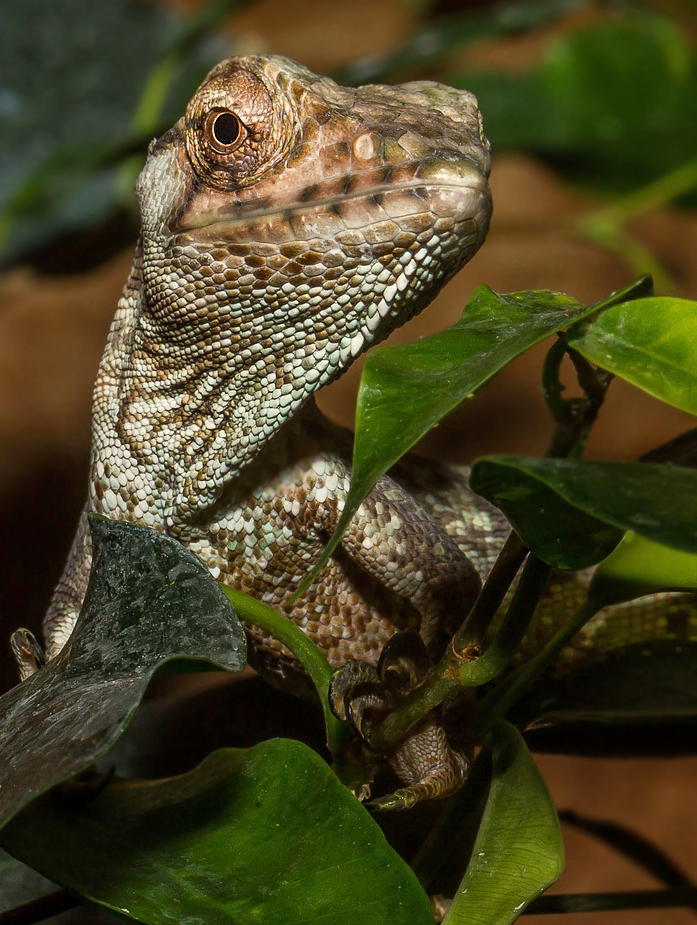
[207,110,246,152]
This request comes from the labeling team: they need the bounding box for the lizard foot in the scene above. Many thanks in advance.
[11,628,46,681]
[330,631,469,811]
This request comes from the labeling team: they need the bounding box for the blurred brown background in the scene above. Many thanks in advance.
[1,0,696,920]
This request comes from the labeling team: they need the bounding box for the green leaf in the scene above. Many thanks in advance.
[589,531,697,608]
[444,723,563,925]
[296,284,607,593]
[455,16,697,193]
[1,742,434,925]
[528,639,697,722]
[0,517,245,832]
[470,457,697,567]
[520,640,697,757]
[0,849,57,914]
[469,456,622,568]
[0,0,230,265]
[334,0,584,85]
[567,296,697,416]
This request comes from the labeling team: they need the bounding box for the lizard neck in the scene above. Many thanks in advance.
[91,245,345,525]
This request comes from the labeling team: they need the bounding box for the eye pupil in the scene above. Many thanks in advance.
[212,112,241,146]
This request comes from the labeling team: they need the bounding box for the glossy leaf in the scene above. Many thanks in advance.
[444,723,564,925]
[1,742,434,925]
[567,296,697,415]
[469,457,621,568]
[589,531,697,608]
[353,287,589,496]
[470,457,697,567]
[298,285,608,591]
[0,517,245,832]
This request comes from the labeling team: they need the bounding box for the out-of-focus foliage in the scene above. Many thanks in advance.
[6,0,697,270]
[452,14,697,193]
[0,0,231,266]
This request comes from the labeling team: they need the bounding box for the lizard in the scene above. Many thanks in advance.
[12,55,697,808]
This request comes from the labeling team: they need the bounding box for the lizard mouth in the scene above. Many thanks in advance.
[170,174,490,237]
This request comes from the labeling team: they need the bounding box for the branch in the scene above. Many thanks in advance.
[524,887,697,915]
[0,891,79,925]
[559,809,692,889]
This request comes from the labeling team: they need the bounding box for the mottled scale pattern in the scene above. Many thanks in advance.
[38,56,697,799]
[43,55,491,682]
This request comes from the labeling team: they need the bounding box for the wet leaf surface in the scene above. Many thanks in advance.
[470,457,697,567]
[567,296,697,416]
[1,741,434,925]
[0,517,245,832]
[443,723,563,925]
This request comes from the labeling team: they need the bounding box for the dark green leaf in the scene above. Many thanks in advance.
[0,849,57,914]
[469,456,622,568]
[567,296,697,416]
[519,640,697,756]
[0,517,245,832]
[0,0,229,266]
[444,723,563,924]
[470,457,697,567]
[1,742,434,925]
[526,639,697,721]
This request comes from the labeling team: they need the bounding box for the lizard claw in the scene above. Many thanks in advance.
[329,660,383,736]
[11,628,45,681]
[330,635,470,811]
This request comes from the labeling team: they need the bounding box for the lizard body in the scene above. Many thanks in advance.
[22,56,697,805]
[42,55,493,683]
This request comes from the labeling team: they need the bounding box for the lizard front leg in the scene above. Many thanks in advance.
[339,474,482,657]
[14,510,92,678]
[221,447,483,807]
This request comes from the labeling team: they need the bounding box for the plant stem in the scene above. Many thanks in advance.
[456,530,528,646]
[370,556,551,751]
[573,155,697,293]
[558,810,692,888]
[219,584,346,757]
[524,887,697,915]
[543,341,613,460]
[0,891,79,925]
[475,598,599,739]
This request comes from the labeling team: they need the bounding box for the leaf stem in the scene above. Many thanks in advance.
[524,887,697,915]
[475,598,600,739]
[0,890,80,925]
[558,810,692,888]
[369,556,550,751]
[219,584,346,757]
[456,530,529,645]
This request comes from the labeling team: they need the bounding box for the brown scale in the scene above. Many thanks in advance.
[20,55,697,809]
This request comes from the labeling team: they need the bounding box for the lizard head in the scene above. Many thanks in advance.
[129,55,491,504]
[137,54,490,355]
